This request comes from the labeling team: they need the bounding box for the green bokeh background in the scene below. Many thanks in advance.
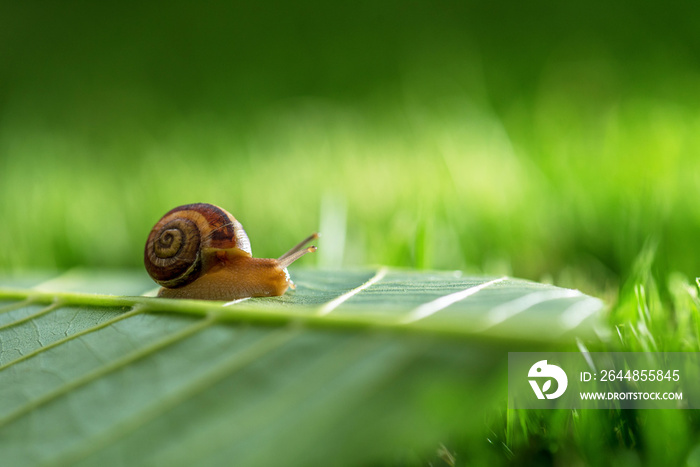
[1,1,699,295]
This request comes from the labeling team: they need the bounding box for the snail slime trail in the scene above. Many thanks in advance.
[145,203,317,300]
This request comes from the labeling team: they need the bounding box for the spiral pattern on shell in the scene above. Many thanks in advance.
[144,203,251,288]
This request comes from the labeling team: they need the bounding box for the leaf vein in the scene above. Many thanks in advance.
[399,276,508,324]
[316,267,388,316]
[0,300,62,332]
[0,298,37,315]
[0,305,146,374]
[0,314,217,429]
[476,289,584,331]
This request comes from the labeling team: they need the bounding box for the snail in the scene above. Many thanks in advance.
[144,203,317,300]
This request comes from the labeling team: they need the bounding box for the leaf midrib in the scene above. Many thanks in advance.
[0,290,600,345]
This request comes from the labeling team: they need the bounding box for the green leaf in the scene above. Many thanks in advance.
[0,268,604,466]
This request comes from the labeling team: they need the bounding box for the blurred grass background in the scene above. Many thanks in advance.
[2,1,698,293]
[2,1,700,464]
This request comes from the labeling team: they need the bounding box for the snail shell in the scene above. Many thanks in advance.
[144,203,251,288]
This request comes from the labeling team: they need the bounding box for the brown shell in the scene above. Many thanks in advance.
[144,203,252,288]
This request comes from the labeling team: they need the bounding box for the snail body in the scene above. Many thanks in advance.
[144,203,317,300]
